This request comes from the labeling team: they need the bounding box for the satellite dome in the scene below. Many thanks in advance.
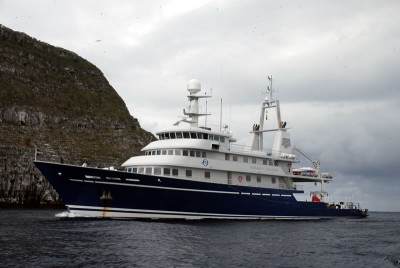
[187,79,201,94]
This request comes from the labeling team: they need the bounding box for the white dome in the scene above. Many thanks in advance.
[187,79,201,94]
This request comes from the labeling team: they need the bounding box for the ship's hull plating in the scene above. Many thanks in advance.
[34,161,367,219]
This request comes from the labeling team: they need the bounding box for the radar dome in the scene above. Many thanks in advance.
[187,79,201,94]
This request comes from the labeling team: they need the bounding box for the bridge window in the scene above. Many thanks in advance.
[186,170,192,178]
[205,171,210,179]
[243,156,248,163]
[257,176,261,183]
[172,169,179,176]
[145,167,152,175]
[190,132,197,139]
[232,155,238,161]
[183,132,190,138]
[183,150,189,156]
[176,132,183,139]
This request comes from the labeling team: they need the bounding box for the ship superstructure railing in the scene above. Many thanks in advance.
[229,144,299,161]
[325,201,363,210]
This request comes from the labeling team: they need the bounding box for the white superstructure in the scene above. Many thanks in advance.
[122,78,329,195]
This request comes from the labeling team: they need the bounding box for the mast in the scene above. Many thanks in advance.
[174,79,211,127]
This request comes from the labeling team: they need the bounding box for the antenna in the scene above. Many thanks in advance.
[219,98,223,132]
[205,100,208,128]
[267,75,273,101]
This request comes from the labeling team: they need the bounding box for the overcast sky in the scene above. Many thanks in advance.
[2,0,400,212]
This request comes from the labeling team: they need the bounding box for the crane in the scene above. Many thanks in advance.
[293,147,327,202]
[293,147,320,174]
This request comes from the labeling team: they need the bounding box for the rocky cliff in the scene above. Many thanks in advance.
[0,25,155,207]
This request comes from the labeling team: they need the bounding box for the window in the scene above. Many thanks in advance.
[176,132,183,139]
[175,150,181,156]
[154,167,161,175]
[252,158,256,164]
[272,177,276,184]
[196,151,201,157]
[186,170,192,177]
[183,150,189,156]
[138,167,144,174]
[246,175,251,182]
[201,151,207,158]
[198,133,203,139]
[212,144,220,150]
[225,154,230,160]
[220,136,225,143]
[145,167,152,175]
[132,168,137,173]
[190,150,195,157]
[151,151,156,155]
[127,168,132,172]
[168,150,173,155]
[172,169,179,176]
[164,133,170,139]
[183,132,190,138]
[190,132,197,139]
[203,133,208,140]
[257,176,261,183]
[243,156,248,163]
[170,132,176,139]
[162,150,167,155]
[156,150,161,155]
[205,171,210,179]
[164,168,170,176]
[263,159,268,165]
[232,155,238,161]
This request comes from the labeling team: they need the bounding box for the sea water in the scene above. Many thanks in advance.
[0,209,399,268]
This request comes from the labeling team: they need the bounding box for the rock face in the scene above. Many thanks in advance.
[0,25,155,207]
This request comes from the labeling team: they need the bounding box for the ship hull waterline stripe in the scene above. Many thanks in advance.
[67,205,324,220]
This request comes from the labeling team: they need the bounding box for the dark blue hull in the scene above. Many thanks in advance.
[34,161,368,219]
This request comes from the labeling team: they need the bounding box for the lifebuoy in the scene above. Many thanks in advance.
[238,176,242,182]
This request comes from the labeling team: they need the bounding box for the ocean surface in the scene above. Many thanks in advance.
[0,210,399,268]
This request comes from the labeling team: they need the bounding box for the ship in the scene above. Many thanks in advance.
[34,77,368,219]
